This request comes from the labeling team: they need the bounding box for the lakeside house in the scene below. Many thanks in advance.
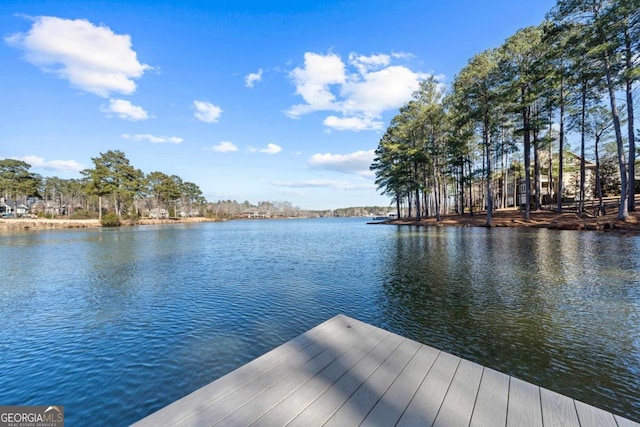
[539,151,597,203]
[474,151,597,211]
[179,208,202,218]
[144,207,202,218]
[0,199,29,217]
[240,211,271,219]
[147,208,169,219]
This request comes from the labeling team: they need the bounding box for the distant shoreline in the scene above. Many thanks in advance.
[0,217,218,232]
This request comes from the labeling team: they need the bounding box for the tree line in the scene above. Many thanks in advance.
[0,150,206,220]
[0,150,389,220]
[371,0,638,225]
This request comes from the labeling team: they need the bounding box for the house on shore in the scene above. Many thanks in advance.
[147,208,169,219]
[471,151,597,211]
[0,199,29,217]
[538,151,597,204]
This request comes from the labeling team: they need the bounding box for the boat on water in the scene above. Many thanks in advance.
[371,212,398,221]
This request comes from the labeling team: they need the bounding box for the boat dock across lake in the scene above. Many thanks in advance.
[133,314,639,426]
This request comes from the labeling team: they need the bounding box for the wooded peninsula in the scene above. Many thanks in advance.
[371,0,638,226]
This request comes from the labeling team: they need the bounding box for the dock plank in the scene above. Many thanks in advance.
[469,367,509,427]
[396,350,461,426]
[286,331,404,426]
[360,344,439,426]
[132,315,640,427]
[540,388,580,427]
[615,415,640,427]
[432,359,484,427]
[506,376,543,427]
[575,400,618,427]
[323,338,420,426]
[249,320,391,426]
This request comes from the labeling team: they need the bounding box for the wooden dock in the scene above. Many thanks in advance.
[133,314,639,426]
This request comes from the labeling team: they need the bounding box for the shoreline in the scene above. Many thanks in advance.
[3,210,640,233]
[0,217,219,232]
[380,209,640,233]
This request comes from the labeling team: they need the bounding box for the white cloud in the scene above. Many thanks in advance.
[122,133,183,144]
[245,68,263,88]
[12,155,84,172]
[263,143,282,154]
[341,66,425,116]
[287,51,428,131]
[272,179,374,191]
[249,143,282,154]
[6,16,150,97]
[323,116,383,132]
[308,150,375,177]
[287,52,346,117]
[103,99,149,120]
[206,141,238,153]
[391,51,415,60]
[193,100,223,123]
[348,52,390,74]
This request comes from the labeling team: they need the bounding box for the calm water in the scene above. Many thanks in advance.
[0,218,639,425]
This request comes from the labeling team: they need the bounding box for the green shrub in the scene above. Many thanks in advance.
[101,213,121,227]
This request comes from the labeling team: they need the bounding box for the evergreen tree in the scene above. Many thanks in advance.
[0,159,41,216]
[452,49,502,225]
[82,150,144,219]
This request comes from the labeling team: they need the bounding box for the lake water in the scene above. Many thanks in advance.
[1,218,639,425]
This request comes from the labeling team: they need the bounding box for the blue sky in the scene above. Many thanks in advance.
[1,0,557,210]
